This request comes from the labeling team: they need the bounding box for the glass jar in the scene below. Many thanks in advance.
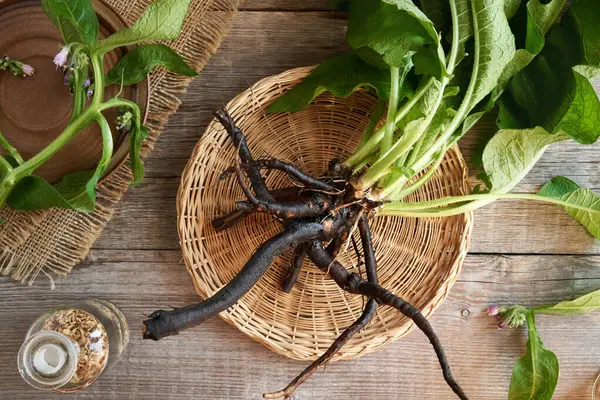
[18,299,129,392]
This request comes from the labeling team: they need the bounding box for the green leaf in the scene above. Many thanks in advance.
[499,0,600,144]
[41,0,99,46]
[130,125,148,185]
[482,127,568,192]
[268,53,393,113]
[539,177,600,239]
[537,176,580,198]
[7,175,78,211]
[469,0,516,110]
[345,0,445,77]
[535,289,600,316]
[508,312,559,400]
[6,116,114,213]
[105,44,197,86]
[504,0,523,20]
[418,0,448,33]
[95,0,191,53]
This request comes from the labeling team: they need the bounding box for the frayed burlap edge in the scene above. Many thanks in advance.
[0,0,239,287]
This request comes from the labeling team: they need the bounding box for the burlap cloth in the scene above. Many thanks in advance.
[0,0,238,286]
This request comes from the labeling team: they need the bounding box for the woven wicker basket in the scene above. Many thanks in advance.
[177,66,473,361]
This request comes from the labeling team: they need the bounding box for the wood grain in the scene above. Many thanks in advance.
[2,6,600,400]
[2,252,600,399]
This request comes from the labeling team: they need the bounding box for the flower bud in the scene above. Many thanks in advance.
[21,64,34,76]
[487,305,500,316]
[83,78,91,88]
[53,47,69,68]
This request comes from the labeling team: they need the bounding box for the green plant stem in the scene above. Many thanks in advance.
[406,0,481,175]
[354,0,465,193]
[90,52,105,108]
[380,192,600,217]
[352,153,377,174]
[343,77,435,168]
[384,149,445,200]
[359,100,386,147]
[381,67,401,155]
[70,66,89,123]
[0,129,24,165]
[0,156,13,173]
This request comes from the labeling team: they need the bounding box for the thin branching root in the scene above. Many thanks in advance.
[143,109,468,399]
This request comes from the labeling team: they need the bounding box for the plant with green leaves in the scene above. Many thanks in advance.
[0,0,197,213]
[142,0,600,399]
[489,288,600,399]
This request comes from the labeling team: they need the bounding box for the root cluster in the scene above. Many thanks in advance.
[143,108,468,400]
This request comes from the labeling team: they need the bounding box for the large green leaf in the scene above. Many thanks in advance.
[268,53,395,113]
[499,0,600,144]
[95,0,191,53]
[508,312,559,400]
[41,0,99,46]
[535,289,600,316]
[539,176,600,239]
[469,0,516,110]
[105,44,197,86]
[482,127,568,192]
[345,0,445,77]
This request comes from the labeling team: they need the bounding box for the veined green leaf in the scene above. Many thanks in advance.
[345,0,445,77]
[105,44,197,86]
[537,176,580,198]
[95,0,191,53]
[508,312,559,400]
[482,127,568,192]
[539,177,600,239]
[499,0,600,144]
[41,0,99,46]
[469,0,516,110]
[268,53,394,113]
[504,0,522,20]
[535,289,600,316]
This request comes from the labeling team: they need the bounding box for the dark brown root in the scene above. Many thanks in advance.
[234,163,331,219]
[212,187,304,231]
[214,108,275,202]
[222,159,341,193]
[264,217,379,399]
[146,109,466,400]
[282,244,307,293]
[143,222,325,340]
[307,242,468,400]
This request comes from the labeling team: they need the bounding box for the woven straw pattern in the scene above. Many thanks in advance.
[177,67,473,361]
[0,0,238,285]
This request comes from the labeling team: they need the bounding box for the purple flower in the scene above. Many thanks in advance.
[87,88,94,98]
[22,64,34,76]
[63,71,72,85]
[83,78,91,88]
[53,47,69,68]
[487,305,500,317]
[498,320,508,330]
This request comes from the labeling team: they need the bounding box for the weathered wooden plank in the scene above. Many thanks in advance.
[1,252,599,399]
[240,0,330,11]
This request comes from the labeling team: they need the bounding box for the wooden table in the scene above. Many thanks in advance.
[2,1,600,399]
